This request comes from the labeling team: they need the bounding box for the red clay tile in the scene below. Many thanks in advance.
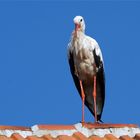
[89,135,103,140]
[120,135,134,140]
[57,135,76,140]
[11,133,25,140]
[134,133,140,140]
[43,135,54,140]
[104,134,119,140]
[37,125,75,130]
[0,126,30,131]
[82,123,138,129]
[27,136,45,140]
[73,132,88,140]
[0,124,139,140]
[0,135,11,140]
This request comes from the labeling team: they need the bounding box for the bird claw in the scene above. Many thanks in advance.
[80,121,85,127]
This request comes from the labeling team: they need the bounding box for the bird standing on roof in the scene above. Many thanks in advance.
[68,16,105,123]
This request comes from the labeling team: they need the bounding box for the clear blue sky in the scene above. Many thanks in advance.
[0,1,140,127]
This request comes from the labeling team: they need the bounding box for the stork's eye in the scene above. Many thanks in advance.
[80,19,83,22]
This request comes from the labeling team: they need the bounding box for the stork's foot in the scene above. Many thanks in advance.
[80,121,86,127]
[93,121,100,124]
[85,121,103,127]
[93,119,104,124]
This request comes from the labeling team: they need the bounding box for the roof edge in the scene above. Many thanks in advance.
[0,123,139,138]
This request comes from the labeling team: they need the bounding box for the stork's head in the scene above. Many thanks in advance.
[73,16,85,32]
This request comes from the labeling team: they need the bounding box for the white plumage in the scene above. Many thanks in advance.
[68,16,105,122]
[68,31,103,79]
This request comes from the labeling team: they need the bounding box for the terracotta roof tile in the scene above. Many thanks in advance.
[37,125,75,130]
[83,123,138,129]
[134,133,140,140]
[0,123,139,140]
[57,135,76,140]
[11,133,25,140]
[73,132,89,140]
[27,136,44,140]
[0,126,30,131]
[104,134,119,140]
[43,135,53,140]
[120,136,134,140]
[0,135,11,140]
[89,135,103,140]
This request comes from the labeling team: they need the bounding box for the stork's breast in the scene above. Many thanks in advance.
[75,48,95,79]
[77,48,93,61]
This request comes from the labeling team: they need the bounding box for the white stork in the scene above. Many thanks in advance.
[68,16,105,123]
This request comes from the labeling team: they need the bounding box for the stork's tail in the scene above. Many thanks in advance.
[98,119,104,123]
[97,115,104,123]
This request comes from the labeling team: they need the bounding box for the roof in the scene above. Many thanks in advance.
[0,123,140,140]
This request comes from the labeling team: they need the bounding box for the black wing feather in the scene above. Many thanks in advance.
[68,51,81,97]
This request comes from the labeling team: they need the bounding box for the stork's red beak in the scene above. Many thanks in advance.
[75,23,81,31]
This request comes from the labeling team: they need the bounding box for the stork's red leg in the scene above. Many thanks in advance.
[79,80,85,125]
[93,75,97,123]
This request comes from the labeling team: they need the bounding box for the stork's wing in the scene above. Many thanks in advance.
[68,50,81,97]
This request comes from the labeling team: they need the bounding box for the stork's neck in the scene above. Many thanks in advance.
[73,30,85,39]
